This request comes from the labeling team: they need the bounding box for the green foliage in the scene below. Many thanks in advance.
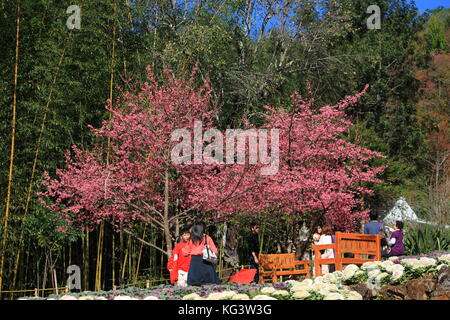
[425,15,448,53]
[404,224,450,255]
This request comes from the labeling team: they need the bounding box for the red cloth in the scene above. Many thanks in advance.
[181,235,218,257]
[167,241,191,284]
[229,269,257,284]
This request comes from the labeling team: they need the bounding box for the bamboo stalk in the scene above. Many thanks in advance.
[134,227,146,282]
[0,1,21,296]
[121,235,130,283]
[83,229,89,291]
[12,32,71,292]
[112,230,115,288]
[128,235,132,281]
[94,223,104,291]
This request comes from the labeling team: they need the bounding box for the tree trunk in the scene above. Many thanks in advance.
[163,168,173,257]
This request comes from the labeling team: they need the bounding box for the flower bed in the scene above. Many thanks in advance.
[19,252,450,300]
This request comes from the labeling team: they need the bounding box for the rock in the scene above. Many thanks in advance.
[431,265,450,300]
[348,282,380,300]
[378,284,407,300]
[405,278,436,300]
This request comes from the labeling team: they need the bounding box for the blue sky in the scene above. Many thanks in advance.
[414,0,450,12]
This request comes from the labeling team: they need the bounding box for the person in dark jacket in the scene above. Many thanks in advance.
[247,223,260,283]
[364,212,386,259]
[384,221,405,257]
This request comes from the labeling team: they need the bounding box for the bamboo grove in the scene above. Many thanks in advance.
[0,0,449,298]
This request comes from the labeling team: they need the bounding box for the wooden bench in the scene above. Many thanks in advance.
[313,232,381,277]
[258,253,310,283]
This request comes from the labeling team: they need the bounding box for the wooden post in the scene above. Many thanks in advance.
[334,232,343,271]
[376,234,381,261]
[53,269,58,294]
[313,247,322,277]
[146,280,150,289]
[34,288,38,297]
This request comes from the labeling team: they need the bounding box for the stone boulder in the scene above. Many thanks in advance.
[378,284,408,300]
[431,265,450,300]
[348,282,381,300]
[404,276,436,300]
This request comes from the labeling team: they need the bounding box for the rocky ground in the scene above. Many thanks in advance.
[349,264,450,300]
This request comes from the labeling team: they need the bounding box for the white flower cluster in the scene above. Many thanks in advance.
[437,254,450,265]
[287,276,362,300]
[43,253,450,301]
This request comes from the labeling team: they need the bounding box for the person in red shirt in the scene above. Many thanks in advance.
[167,226,192,286]
[181,223,221,286]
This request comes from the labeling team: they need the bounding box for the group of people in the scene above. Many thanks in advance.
[167,222,262,287]
[312,212,406,275]
[167,214,406,285]
[166,223,221,287]
[364,212,405,258]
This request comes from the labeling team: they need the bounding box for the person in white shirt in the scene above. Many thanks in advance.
[317,224,335,275]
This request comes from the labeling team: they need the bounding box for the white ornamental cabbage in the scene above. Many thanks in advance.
[311,282,328,291]
[182,293,201,300]
[401,258,418,268]
[143,295,159,300]
[323,273,336,283]
[375,272,390,285]
[78,295,95,300]
[333,271,343,277]
[271,290,290,298]
[361,261,375,271]
[290,283,309,292]
[207,292,229,300]
[324,293,344,300]
[342,264,359,280]
[390,270,404,284]
[252,295,277,300]
[59,295,78,300]
[301,279,314,287]
[292,290,310,300]
[438,254,450,265]
[388,256,400,262]
[221,291,238,299]
[385,264,404,274]
[345,290,363,300]
[324,283,339,292]
[260,287,276,295]
[419,257,436,267]
[381,260,394,270]
[313,276,324,284]
[231,294,250,300]
[368,269,382,279]
[114,295,136,300]
[317,288,331,297]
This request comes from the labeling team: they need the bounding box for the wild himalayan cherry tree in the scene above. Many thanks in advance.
[39,67,386,257]
[260,85,386,236]
[39,67,268,256]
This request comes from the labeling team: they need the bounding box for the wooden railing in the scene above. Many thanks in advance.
[313,232,381,276]
[258,253,310,283]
